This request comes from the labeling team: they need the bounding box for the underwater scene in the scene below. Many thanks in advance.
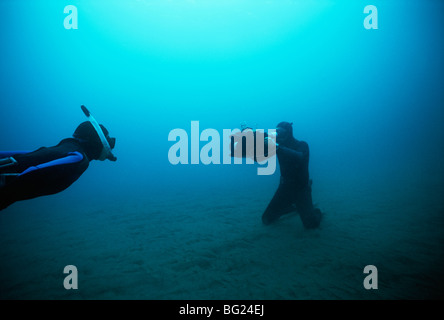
[0,0,443,300]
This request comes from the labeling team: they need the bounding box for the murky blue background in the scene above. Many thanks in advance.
[1,0,443,300]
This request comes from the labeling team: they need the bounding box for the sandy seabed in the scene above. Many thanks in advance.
[1,173,443,300]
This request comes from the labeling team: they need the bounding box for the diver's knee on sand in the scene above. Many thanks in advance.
[261,208,284,225]
[300,208,322,229]
[262,212,274,225]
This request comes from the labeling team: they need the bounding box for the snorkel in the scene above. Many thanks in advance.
[80,105,117,161]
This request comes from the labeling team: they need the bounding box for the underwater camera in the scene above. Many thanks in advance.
[229,126,275,162]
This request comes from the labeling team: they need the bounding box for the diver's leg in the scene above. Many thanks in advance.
[262,184,295,225]
[295,184,322,229]
[0,175,19,210]
[0,171,40,211]
[0,189,13,211]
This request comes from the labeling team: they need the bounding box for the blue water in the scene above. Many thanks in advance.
[1,0,443,300]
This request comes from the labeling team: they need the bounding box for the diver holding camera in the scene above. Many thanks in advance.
[230,121,322,229]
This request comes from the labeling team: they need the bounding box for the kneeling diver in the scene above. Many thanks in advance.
[0,106,117,211]
[230,121,322,229]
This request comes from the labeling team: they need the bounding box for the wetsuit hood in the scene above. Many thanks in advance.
[73,121,115,161]
[276,121,294,144]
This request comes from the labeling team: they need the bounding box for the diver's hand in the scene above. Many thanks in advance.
[255,137,277,162]
[229,130,278,161]
[229,129,255,159]
[265,137,278,150]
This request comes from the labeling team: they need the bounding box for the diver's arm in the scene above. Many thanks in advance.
[19,152,84,176]
[277,146,304,159]
[276,142,309,164]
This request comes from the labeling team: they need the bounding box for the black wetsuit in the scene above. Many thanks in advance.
[0,138,89,210]
[262,138,322,229]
